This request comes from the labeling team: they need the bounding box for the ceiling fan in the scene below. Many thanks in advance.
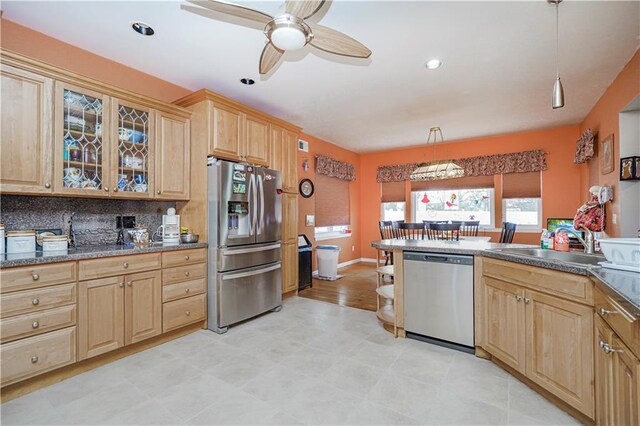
[182,0,372,74]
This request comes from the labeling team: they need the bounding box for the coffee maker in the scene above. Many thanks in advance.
[161,208,180,244]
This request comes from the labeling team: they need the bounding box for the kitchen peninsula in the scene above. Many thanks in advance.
[372,238,640,423]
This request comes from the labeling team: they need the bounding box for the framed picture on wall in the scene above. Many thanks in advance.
[620,156,640,181]
[636,157,640,179]
[600,134,614,175]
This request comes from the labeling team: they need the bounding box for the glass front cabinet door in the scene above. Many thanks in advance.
[54,82,110,196]
[111,99,154,198]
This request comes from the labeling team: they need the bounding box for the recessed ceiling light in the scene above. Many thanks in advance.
[132,22,154,36]
[425,59,442,70]
[240,78,255,85]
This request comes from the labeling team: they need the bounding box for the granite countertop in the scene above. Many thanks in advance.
[0,242,208,268]
[372,239,640,318]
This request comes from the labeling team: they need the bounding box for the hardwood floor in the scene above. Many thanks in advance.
[298,262,383,312]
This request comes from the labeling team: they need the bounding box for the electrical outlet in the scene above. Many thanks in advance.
[116,216,136,229]
[352,245,355,252]
[612,214,617,225]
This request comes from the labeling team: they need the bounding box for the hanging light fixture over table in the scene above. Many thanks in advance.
[410,127,465,181]
[549,0,565,109]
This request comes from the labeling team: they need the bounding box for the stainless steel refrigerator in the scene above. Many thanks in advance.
[207,158,283,334]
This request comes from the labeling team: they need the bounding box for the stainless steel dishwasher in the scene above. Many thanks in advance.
[403,251,475,353]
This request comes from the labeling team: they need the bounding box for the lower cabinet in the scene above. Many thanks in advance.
[79,270,161,360]
[481,260,595,419]
[594,312,640,426]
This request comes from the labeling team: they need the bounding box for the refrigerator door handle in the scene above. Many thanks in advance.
[221,263,281,280]
[222,243,281,255]
[258,174,265,235]
[248,173,255,236]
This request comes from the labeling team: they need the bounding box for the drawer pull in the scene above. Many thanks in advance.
[185,311,191,316]
[185,255,190,261]
[32,273,40,281]
[31,355,39,364]
[31,298,40,306]
[514,294,522,302]
[184,271,190,277]
[32,321,40,329]
[127,281,133,287]
[599,307,615,316]
[45,183,51,189]
[119,282,124,288]
[185,288,190,294]
[123,262,129,269]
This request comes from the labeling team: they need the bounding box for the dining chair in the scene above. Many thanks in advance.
[425,223,461,241]
[391,220,405,238]
[452,220,480,237]
[397,222,424,240]
[378,221,395,266]
[499,222,517,243]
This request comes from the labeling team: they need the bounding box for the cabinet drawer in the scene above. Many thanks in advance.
[79,253,160,280]
[482,258,593,305]
[162,293,206,332]
[595,285,639,358]
[0,283,76,318]
[162,278,206,303]
[1,327,76,387]
[1,305,76,343]
[162,248,207,268]
[162,263,206,285]
[0,262,76,294]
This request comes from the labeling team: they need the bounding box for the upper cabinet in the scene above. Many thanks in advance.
[175,89,300,172]
[268,124,298,193]
[0,50,191,201]
[0,64,53,194]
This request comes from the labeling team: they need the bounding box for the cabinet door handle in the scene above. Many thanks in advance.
[44,183,51,189]
[32,273,40,281]
[127,281,133,287]
[31,298,40,306]
[123,262,129,269]
[32,321,40,329]
[524,297,531,304]
[113,187,119,192]
[119,282,124,288]
[514,295,522,302]
[599,340,618,354]
[31,355,39,364]
[104,187,109,192]
[157,190,161,195]
[599,307,615,316]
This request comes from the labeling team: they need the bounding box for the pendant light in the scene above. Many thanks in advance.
[549,0,565,109]
[410,127,465,181]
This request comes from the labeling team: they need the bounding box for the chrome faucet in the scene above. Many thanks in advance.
[556,226,595,254]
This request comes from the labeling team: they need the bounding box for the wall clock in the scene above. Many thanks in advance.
[299,178,314,198]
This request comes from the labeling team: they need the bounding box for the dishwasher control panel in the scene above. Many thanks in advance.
[403,251,474,266]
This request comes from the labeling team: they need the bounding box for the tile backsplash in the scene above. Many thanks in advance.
[0,195,175,246]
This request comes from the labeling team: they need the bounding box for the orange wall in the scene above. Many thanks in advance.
[297,133,362,268]
[580,49,640,237]
[358,125,583,259]
[0,19,191,102]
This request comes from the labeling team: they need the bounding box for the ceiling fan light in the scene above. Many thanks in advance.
[552,76,565,109]
[271,26,306,50]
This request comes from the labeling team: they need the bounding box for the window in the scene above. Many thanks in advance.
[314,225,349,240]
[503,198,542,230]
[411,188,495,226]
[381,202,405,221]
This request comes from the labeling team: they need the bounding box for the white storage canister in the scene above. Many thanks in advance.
[6,230,36,254]
[42,234,69,252]
[0,224,4,254]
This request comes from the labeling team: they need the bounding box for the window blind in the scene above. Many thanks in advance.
[315,173,350,227]
[502,171,541,198]
[410,175,495,191]
[381,181,405,202]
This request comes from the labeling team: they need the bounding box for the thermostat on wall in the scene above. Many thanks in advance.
[298,139,309,152]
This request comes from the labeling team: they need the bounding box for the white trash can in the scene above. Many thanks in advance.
[316,245,340,279]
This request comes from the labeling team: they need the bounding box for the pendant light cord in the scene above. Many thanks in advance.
[555,2,559,79]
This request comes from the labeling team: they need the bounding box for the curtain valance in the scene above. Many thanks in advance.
[316,155,356,181]
[376,150,548,183]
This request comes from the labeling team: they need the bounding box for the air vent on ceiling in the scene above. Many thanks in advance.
[298,139,309,152]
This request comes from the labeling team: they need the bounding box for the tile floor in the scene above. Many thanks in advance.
[1,297,580,425]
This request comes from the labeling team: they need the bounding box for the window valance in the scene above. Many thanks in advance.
[376,150,547,183]
[316,155,356,181]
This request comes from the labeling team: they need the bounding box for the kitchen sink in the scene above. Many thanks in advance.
[492,247,605,267]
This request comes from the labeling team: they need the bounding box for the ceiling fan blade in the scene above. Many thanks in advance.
[185,0,273,25]
[285,0,325,19]
[308,23,371,58]
[259,43,284,74]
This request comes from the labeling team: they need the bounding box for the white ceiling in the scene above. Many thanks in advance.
[3,1,639,152]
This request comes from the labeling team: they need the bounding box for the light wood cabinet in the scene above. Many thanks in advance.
[269,124,285,173]
[162,293,206,332]
[282,242,298,294]
[611,334,639,426]
[78,252,161,281]
[480,258,595,419]
[595,315,615,426]
[525,289,594,418]
[211,103,243,161]
[245,114,269,166]
[0,50,191,201]
[78,276,125,360]
[124,270,161,345]
[282,193,298,243]
[284,130,298,193]
[0,262,76,294]
[155,110,190,200]
[482,277,525,374]
[0,64,53,194]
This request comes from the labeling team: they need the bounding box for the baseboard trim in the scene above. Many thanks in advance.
[311,257,376,276]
